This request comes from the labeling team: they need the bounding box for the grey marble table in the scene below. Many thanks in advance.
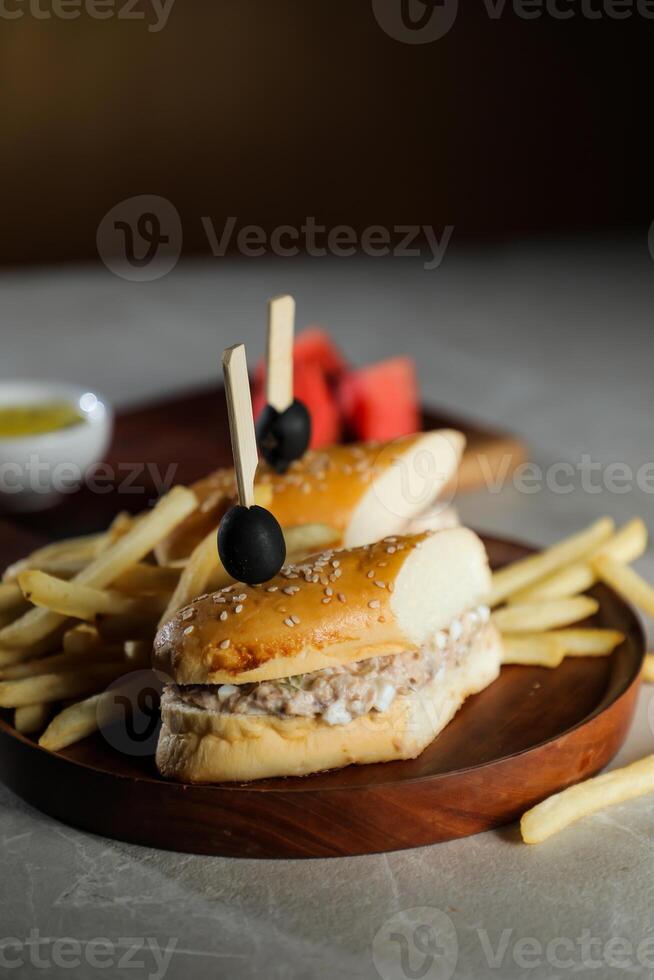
[2,239,654,979]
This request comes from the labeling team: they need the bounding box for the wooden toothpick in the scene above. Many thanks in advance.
[265,294,296,412]
[222,344,258,509]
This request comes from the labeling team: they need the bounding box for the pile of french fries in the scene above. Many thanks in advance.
[0,485,338,753]
[489,515,648,668]
[488,514,654,844]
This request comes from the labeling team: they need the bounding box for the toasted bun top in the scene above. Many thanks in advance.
[153,527,490,685]
[157,430,464,562]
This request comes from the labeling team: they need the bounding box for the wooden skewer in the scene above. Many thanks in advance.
[222,344,258,509]
[265,294,295,413]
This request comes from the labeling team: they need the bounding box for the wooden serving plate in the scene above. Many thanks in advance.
[0,536,643,858]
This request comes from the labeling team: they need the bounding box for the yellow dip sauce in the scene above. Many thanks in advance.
[0,402,84,439]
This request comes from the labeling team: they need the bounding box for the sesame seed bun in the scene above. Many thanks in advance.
[155,430,465,563]
[153,527,491,686]
[155,621,502,783]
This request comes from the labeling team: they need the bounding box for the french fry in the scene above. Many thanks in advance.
[0,581,27,615]
[2,532,107,582]
[284,524,340,558]
[551,628,624,656]
[0,645,123,680]
[508,564,594,604]
[62,624,102,655]
[112,563,181,596]
[509,518,648,603]
[39,692,106,750]
[14,703,52,735]
[159,529,226,627]
[38,686,127,751]
[0,662,126,708]
[521,754,654,844]
[501,633,565,668]
[18,570,142,622]
[492,596,599,634]
[642,654,654,683]
[0,486,197,655]
[501,629,623,668]
[488,517,614,607]
[593,555,654,620]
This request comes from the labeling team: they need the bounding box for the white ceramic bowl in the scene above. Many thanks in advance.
[0,381,113,513]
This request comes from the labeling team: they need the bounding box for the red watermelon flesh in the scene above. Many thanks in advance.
[253,358,341,449]
[293,327,348,381]
[338,357,420,442]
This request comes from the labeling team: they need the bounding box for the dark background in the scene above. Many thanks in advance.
[0,0,649,265]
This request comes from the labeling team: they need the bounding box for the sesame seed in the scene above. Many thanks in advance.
[374,581,386,589]
[220,639,230,649]
[367,570,375,579]
[220,611,228,621]
[322,597,332,604]
[267,586,278,592]
[291,615,300,624]
[332,560,340,568]
[386,546,396,554]
[368,599,381,609]
[388,582,395,593]
[325,587,333,596]
[183,625,194,636]
[284,617,295,628]
[282,586,296,595]
[333,568,342,578]
[181,607,195,620]
[338,593,346,603]
[213,595,226,603]
[312,575,319,583]
[236,593,247,601]
[235,604,243,614]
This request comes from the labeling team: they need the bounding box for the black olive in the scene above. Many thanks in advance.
[256,399,311,473]
[217,505,286,585]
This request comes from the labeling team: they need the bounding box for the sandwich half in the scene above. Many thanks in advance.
[153,527,501,783]
[156,429,464,562]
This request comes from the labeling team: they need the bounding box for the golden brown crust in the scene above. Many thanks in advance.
[154,533,427,685]
[157,432,462,562]
[155,623,502,783]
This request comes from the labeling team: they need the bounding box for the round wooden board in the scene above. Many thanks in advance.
[0,535,644,858]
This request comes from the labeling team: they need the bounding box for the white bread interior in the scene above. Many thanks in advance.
[344,429,464,547]
[156,621,502,783]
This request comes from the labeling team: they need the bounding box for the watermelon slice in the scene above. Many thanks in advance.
[293,327,348,382]
[253,357,341,449]
[338,357,420,442]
